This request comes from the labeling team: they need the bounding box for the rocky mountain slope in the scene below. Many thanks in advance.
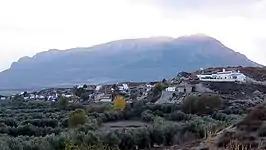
[0,34,261,89]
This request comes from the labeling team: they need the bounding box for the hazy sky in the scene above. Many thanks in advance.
[0,0,266,71]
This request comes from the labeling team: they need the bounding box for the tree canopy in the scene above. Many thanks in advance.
[68,109,88,128]
[113,95,126,111]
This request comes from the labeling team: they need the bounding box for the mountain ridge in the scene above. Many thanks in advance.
[0,34,262,89]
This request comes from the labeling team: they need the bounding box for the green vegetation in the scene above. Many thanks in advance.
[68,109,88,128]
[58,96,69,108]
[113,96,126,111]
[148,82,165,103]
[182,93,223,114]
[0,94,240,150]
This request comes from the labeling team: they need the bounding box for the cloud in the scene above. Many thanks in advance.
[131,0,266,65]
[139,0,265,17]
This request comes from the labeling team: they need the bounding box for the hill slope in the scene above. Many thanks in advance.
[0,34,261,89]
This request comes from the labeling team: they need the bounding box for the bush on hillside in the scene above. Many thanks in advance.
[0,119,18,127]
[217,131,259,149]
[154,83,163,93]
[141,110,155,122]
[68,109,88,128]
[86,104,113,113]
[22,119,58,128]
[68,102,86,110]
[148,83,167,103]
[181,93,223,114]
[167,110,192,121]
[58,96,69,108]
[236,105,266,131]
[113,95,126,111]
[258,122,266,137]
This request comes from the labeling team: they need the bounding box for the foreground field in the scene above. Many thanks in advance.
[0,93,261,150]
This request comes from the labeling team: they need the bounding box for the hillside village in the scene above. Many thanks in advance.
[2,66,266,107]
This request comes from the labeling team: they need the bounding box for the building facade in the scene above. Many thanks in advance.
[197,69,246,82]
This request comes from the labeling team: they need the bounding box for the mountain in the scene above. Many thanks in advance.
[0,34,261,89]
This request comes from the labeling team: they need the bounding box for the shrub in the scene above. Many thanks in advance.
[148,83,164,103]
[0,119,18,127]
[113,96,126,111]
[68,109,88,128]
[217,131,259,149]
[236,105,266,131]
[65,142,119,150]
[182,93,223,114]
[258,122,266,137]
[167,110,191,121]
[86,104,113,113]
[101,111,124,122]
[217,131,234,147]
[22,119,58,128]
[68,103,86,110]
[154,83,163,93]
[58,96,69,108]
[141,110,155,122]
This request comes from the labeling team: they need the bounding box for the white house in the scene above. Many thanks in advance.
[95,85,102,91]
[118,84,129,91]
[29,94,36,99]
[62,94,73,98]
[95,93,113,102]
[197,69,246,82]
[36,95,45,99]
[23,97,30,100]
[146,84,155,92]
[0,97,6,100]
[166,87,176,92]
[47,96,54,101]
[77,85,83,89]
[146,84,155,88]
[99,98,113,103]
[122,84,129,90]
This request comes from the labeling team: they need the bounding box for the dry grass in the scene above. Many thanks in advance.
[159,105,266,150]
[236,105,266,132]
[206,105,266,150]
[205,129,266,150]
[206,132,261,150]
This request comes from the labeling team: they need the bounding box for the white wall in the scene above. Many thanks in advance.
[198,73,246,82]
[199,77,246,82]
[166,87,176,92]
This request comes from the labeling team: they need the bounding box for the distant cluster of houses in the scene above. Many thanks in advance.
[0,68,248,102]
[166,77,194,93]
[10,88,76,102]
[0,82,157,103]
[95,82,156,103]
